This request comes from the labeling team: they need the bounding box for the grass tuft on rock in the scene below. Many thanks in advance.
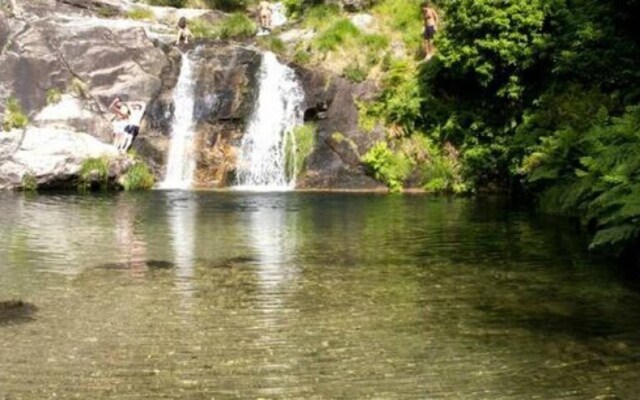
[2,97,29,132]
[123,162,155,191]
[79,157,110,191]
[285,124,317,180]
[127,7,154,21]
[46,88,62,105]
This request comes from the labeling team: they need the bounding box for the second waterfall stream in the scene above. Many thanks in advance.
[160,51,197,190]
[235,51,305,190]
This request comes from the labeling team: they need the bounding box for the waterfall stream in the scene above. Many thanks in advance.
[159,52,197,190]
[235,52,305,191]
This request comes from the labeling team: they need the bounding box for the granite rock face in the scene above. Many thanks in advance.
[0,0,385,190]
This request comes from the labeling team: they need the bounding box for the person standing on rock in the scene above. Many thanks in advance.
[121,102,146,152]
[109,96,131,151]
[176,16,193,46]
[421,1,439,61]
[258,1,273,33]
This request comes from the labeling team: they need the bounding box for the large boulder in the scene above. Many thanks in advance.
[295,67,386,190]
[0,127,119,189]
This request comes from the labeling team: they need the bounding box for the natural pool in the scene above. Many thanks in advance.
[1,191,639,399]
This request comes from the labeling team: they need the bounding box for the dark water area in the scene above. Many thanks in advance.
[1,191,639,399]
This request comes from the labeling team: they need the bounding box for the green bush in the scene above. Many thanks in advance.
[362,141,412,192]
[127,7,154,21]
[79,157,110,191]
[144,0,187,7]
[525,106,640,253]
[189,18,219,39]
[123,162,155,191]
[313,18,361,52]
[343,64,368,83]
[46,88,62,105]
[21,173,38,192]
[2,97,29,132]
[285,124,317,179]
[216,13,257,39]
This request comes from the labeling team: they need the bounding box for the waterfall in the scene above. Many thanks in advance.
[235,52,305,191]
[159,52,197,190]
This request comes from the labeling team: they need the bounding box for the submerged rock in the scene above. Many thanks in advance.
[201,256,260,269]
[96,260,175,270]
[0,300,37,325]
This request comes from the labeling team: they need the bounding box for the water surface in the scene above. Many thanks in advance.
[1,192,639,399]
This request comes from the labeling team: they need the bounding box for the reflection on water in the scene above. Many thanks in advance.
[1,192,640,399]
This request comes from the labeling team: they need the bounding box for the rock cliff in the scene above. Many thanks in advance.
[0,0,384,191]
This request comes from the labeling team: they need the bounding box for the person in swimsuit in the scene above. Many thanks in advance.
[121,102,146,151]
[258,1,273,32]
[109,96,130,151]
[421,1,440,61]
[176,16,193,45]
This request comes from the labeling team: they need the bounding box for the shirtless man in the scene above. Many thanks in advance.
[258,1,273,32]
[121,102,146,151]
[421,1,439,61]
[109,96,130,150]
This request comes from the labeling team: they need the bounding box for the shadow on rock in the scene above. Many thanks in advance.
[0,300,37,326]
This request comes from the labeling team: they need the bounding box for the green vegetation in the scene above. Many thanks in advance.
[190,13,256,39]
[286,124,317,179]
[2,97,29,132]
[126,7,154,21]
[20,174,38,192]
[69,78,89,99]
[79,157,110,191]
[122,162,155,191]
[258,36,286,55]
[337,0,640,256]
[216,13,256,39]
[46,88,62,105]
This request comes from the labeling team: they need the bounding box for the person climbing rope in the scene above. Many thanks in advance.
[121,102,146,151]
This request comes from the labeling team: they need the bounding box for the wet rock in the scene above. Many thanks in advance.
[146,260,175,269]
[202,256,260,269]
[0,300,37,325]
[96,260,175,270]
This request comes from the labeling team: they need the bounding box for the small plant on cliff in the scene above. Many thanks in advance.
[2,97,29,132]
[127,7,154,21]
[285,124,317,180]
[343,63,368,83]
[123,162,155,191]
[216,13,256,39]
[69,78,89,99]
[46,88,62,105]
[79,157,110,192]
[21,173,38,192]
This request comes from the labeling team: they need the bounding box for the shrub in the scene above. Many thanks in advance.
[343,63,368,83]
[144,0,187,7]
[216,13,256,39]
[285,124,317,179]
[127,7,154,21]
[79,157,110,191]
[258,36,286,55]
[362,141,412,192]
[189,18,219,39]
[2,97,29,132]
[123,162,155,191]
[69,78,89,99]
[313,18,360,52]
[46,88,62,105]
[21,173,38,192]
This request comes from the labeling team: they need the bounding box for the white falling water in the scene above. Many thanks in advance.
[160,52,197,190]
[235,52,305,191]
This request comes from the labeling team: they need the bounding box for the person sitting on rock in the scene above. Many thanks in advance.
[258,1,273,32]
[121,102,146,152]
[176,17,193,45]
[109,96,130,151]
